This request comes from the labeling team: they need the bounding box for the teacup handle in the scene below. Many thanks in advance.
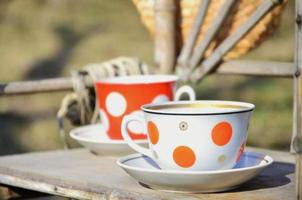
[174,85,196,101]
[121,114,155,159]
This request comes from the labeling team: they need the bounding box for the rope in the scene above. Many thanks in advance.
[56,57,149,148]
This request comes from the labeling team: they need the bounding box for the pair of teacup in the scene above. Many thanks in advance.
[95,75,255,172]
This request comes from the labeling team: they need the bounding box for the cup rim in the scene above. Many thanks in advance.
[96,75,178,85]
[141,100,255,115]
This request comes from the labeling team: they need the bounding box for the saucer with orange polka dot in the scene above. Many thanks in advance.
[70,124,147,157]
[117,152,273,193]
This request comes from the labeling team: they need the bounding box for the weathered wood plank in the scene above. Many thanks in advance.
[216,60,294,77]
[154,0,177,74]
[0,60,294,96]
[0,78,74,95]
[177,0,210,68]
[0,148,295,200]
[0,173,105,200]
[0,184,48,199]
[296,155,302,200]
[293,0,302,199]
[189,0,236,69]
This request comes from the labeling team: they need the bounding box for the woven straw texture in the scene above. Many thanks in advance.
[132,0,287,60]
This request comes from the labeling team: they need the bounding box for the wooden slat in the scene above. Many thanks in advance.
[0,77,92,95]
[293,0,302,199]
[0,60,294,96]
[189,0,236,69]
[0,148,295,200]
[190,0,282,82]
[0,78,73,95]
[177,0,210,67]
[154,0,177,74]
[216,60,295,77]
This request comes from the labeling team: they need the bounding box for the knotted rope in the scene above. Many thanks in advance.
[57,57,149,148]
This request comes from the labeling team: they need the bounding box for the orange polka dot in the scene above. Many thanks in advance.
[147,121,159,145]
[173,146,196,168]
[211,122,233,146]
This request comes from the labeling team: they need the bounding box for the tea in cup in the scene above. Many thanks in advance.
[121,100,254,171]
[95,75,195,140]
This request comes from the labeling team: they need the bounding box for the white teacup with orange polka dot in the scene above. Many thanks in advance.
[121,100,255,171]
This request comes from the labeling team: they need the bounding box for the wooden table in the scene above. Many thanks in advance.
[0,147,295,200]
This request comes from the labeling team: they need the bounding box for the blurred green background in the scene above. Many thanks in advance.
[0,0,295,155]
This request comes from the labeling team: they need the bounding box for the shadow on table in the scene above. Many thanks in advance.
[229,161,294,192]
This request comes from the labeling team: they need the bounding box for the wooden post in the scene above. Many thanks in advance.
[154,0,177,74]
[293,0,302,199]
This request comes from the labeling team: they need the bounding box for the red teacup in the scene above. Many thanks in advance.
[95,75,195,140]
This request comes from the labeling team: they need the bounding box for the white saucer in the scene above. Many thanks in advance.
[117,152,273,193]
[69,124,147,156]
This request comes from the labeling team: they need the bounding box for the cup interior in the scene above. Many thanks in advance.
[142,100,255,115]
[96,75,178,85]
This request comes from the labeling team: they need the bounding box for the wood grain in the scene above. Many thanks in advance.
[214,60,294,77]
[154,0,177,74]
[189,0,236,69]
[293,0,302,199]
[177,0,210,68]
[0,60,294,96]
[190,0,282,82]
[0,148,295,200]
